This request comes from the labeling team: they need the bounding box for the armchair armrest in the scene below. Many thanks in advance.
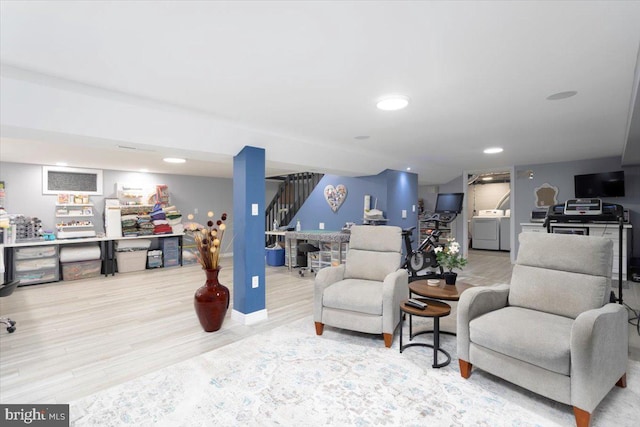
[381,269,409,335]
[314,265,346,322]
[570,303,628,413]
[456,284,510,362]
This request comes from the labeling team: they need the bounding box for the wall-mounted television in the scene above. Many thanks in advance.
[574,170,625,198]
[435,192,464,214]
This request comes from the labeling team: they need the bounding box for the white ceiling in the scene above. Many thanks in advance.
[1,1,640,184]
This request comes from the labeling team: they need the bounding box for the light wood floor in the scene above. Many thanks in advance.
[1,250,638,404]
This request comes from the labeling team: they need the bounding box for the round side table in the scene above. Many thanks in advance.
[409,279,473,337]
[399,298,451,368]
[409,279,473,301]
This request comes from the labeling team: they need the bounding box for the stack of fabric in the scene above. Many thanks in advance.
[121,214,139,237]
[150,204,172,235]
[137,214,154,236]
[165,206,183,234]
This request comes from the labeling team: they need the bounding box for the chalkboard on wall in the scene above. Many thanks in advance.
[42,166,103,195]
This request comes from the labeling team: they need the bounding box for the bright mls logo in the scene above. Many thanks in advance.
[1,404,69,426]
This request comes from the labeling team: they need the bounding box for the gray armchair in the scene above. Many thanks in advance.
[457,232,628,427]
[314,225,408,347]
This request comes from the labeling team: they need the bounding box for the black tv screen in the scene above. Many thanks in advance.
[435,193,464,213]
[574,171,625,198]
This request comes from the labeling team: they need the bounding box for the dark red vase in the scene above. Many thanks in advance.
[194,268,230,332]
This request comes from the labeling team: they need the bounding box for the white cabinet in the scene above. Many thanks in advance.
[589,226,631,279]
[520,223,632,279]
[521,223,545,233]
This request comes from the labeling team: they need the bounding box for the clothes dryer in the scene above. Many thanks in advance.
[471,210,504,250]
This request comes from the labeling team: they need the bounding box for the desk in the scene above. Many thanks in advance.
[265,230,286,247]
[284,231,350,271]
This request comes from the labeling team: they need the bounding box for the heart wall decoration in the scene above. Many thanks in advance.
[324,184,348,212]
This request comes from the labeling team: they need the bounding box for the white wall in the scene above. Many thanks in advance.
[513,156,640,255]
[0,162,237,253]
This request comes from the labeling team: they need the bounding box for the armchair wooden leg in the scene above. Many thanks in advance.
[616,373,627,388]
[459,359,472,378]
[383,333,393,348]
[573,406,591,427]
[314,322,324,336]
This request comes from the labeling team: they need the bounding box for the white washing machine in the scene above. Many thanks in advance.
[472,210,504,250]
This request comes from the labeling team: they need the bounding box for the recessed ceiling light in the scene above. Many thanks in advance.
[546,91,577,100]
[55,162,68,167]
[376,95,409,111]
[406,167,411,171]
[163,157,186,164]
[483,147,504,154]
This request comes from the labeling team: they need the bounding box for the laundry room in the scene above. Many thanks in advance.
[468,172,511,251]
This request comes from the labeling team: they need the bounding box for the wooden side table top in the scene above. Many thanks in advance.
[409,279,473,301]
[400,299,451,318]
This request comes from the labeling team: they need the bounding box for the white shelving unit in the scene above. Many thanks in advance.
[419,217,453,243]
[55,202,97,239]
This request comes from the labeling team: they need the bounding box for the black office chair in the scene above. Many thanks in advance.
[297,243,320,277]
[0,280,19,333]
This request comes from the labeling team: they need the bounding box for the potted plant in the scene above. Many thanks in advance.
[434,238,467,285]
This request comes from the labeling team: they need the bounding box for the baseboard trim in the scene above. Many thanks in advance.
[232,308,268,325]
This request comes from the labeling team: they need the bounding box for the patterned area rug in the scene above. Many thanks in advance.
[71,316,639,426]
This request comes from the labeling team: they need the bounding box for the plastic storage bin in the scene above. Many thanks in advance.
[266,247,285,266]
[62,259,102,281]
[147,250,163,268]
[182,247,199,265]
[116,250,148,273]
[162,237,180,267]
[13,245,59,285]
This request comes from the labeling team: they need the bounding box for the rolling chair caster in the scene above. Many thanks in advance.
[297,243,320,277]
[1,280,20,334]
[1,318,16,333]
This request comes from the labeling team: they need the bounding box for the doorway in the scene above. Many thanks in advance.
[462,167,515,263]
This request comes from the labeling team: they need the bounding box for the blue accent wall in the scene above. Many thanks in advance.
[288,170,418,232]
[382,169,419,229]
[233,146,266,314]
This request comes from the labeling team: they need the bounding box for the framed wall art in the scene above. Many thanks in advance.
[42,166,103,195]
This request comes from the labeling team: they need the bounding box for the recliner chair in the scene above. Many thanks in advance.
[457,232,627,427]
[0,280,19,333]
[314,225,408,347]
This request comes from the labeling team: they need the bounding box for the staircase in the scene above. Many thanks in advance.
[265,172,323,246]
